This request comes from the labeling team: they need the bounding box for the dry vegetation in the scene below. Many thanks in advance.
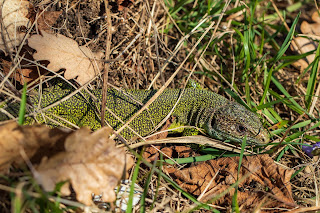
[0,0,319,212]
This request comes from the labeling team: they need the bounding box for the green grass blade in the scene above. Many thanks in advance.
[163,155,217,164]
[273,12,300,62]
[268,90,304,114]
[231,190,240,213]
[260,13,300,105]
[291,120,312,129]
[18,83,27,125]
[307,120,320,131]
[305,43,320,109]
[151,153,163,210]
[140,159,156,213]
[234,22,251,105]
[126,156,142,213]
[259,65,274,105]
[170,0,194,16]
[271,76,307,114]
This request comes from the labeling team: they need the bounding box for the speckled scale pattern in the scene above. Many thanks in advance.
[91,88,229,139]
[23,82,229,139]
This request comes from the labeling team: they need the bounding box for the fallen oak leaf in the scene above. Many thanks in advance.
[35,127,133,205]
[0,122,72,173]
[0,0,31,53]
[0,122,133,205]
[28,31,104,85]
[166,154,296,211]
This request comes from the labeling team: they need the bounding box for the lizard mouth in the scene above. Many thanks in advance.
[255,128,269,144]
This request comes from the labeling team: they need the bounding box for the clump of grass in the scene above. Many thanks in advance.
[1,0,319,212]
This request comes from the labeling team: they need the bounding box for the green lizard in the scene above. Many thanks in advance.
[0,81,269,145]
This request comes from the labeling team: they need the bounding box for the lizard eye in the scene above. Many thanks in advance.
[237,125,247,133]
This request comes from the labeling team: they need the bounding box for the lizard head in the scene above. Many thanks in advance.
[205,102,269,145]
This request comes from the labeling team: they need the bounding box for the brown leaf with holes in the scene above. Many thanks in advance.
[28,31,104,84]
[36,127,133,205]
[0,0,31,53]
[166,154,296,211]
[0,122,72,173]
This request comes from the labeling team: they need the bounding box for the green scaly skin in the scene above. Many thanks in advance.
[0,81,269,145]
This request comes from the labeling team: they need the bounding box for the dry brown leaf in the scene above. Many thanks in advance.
[0,122,133,205]
[0,122,71,173]
[117,0,134,11]
[0,0,31,53]
[28,31,104,85]
[36,127,133,205]
[312,10,320,24]
[143,145,194,162]
[1,58,47,84]
[300,21,320,36]
[35,11,62,32]
[291,37,318,70]
[1,45,48,84]
[166,154,296,211]
[145,117,174,141]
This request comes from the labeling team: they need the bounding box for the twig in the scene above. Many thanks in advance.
[101,0,112,127]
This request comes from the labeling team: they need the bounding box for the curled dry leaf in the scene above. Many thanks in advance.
[0,0,31,53]
[166,154,296,211]
[36,127,133,205]
[0,122,72,173]
[28,31,104,85]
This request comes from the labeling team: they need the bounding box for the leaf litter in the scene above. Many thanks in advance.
[143,144,296,210]
[164,153,296,211]
[0,0,31,53]
[0,122,133,205]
